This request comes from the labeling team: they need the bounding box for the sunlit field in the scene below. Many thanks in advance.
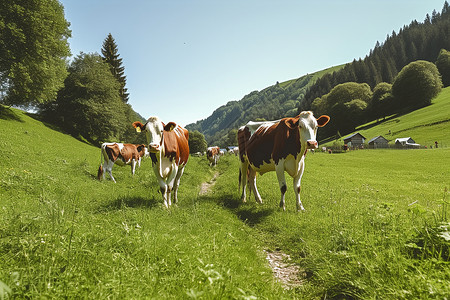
[1,106,449,299]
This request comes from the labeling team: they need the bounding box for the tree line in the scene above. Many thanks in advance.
[301,1,450,111]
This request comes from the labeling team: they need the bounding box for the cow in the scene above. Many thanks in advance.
[97,143,148,183]
[238,111,330,211]
[132,117,189,208]
[206,146,220,166]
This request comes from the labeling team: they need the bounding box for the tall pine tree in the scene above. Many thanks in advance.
[101,33,129,103]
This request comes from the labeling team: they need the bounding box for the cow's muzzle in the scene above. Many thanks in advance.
[306,140,318,149]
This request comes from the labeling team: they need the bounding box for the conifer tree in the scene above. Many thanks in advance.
[101,33,129,103]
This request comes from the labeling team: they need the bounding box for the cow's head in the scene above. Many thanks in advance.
[286,111,330,150]
[132,117,165,153]
[132,117,178,153]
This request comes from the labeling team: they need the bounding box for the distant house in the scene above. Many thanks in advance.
[344,132,366,149]
[395,137,420,148]
[368,136,389,149]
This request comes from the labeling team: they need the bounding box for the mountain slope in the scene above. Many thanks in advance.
[186,65,344,146]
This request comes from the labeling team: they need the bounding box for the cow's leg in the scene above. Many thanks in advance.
[166,185,172,207]
[293,160,306,212]
[159,185,169,208]
[131,159,137,175]
[276,163,287,210]
[248,168,262,204]
[240,161,249,202]
[106,161,116,183]
[172,165,185,204]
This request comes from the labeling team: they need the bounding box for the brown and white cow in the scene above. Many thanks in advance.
[97,143,148,183]
[238,111,330,211]
[206,146,220,166]
[132,117,189,208]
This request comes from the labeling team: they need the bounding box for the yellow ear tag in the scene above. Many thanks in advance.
[135,127,141,133]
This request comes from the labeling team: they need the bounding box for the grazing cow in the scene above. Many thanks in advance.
[233,147,239,156]
[206,146,220,166]
[238,111,330,211]
[132,117,189,208]
[97,143,148,183]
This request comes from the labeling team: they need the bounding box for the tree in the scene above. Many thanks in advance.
[40,53,127,146]
[0,0,71,107]
[188,130,207,154]
[392,60,442,109]
[316,82,372,135]
[371,82,394,120]
[436,49,450,86]
[101,33,129,103]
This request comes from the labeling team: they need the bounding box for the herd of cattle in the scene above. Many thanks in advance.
[97,112,330,210]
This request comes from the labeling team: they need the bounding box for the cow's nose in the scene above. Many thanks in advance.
[307,140,318,149]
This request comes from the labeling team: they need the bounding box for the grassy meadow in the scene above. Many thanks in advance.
[1,104,449,299]
[342,86,450,148]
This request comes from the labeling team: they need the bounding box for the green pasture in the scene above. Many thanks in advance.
[1,105,449,299]
[343,86,450,147]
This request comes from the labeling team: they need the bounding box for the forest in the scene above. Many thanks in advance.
[187,1,450,147]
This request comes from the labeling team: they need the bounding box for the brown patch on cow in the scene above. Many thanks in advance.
[265,250,305,289]
[105,144,121,162]
[245,117,302,168]
[162,125,189,165]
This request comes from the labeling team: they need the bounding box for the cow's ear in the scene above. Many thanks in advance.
[285,117,299,129]
[132,121,145,133]
[317,115,330,127]
[164,122,177,131]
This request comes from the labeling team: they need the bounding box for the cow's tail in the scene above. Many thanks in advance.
[97,145,104,180]
[239,167,242,194]
[238,163,252,197]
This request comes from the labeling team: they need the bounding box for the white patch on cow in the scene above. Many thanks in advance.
[244,119,280,137]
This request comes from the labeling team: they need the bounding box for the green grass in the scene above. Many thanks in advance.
[1,104,449,299]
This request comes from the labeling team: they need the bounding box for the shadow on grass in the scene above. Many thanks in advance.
[201,193,275,227]
[0,105,24,122]
[97,196,159,213]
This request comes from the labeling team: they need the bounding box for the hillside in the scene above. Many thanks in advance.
[186,65,344,146]
[332,86,450,147]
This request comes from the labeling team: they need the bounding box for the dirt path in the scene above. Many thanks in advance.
[199,172,303,289]
[265,250,305,289]
[199,171,219,195]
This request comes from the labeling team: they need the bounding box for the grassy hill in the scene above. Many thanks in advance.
[326,86,450,148]
[186,65,344,146]
[1,105,449,298]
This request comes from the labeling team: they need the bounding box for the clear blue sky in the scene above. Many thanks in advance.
[60,0,445,127]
